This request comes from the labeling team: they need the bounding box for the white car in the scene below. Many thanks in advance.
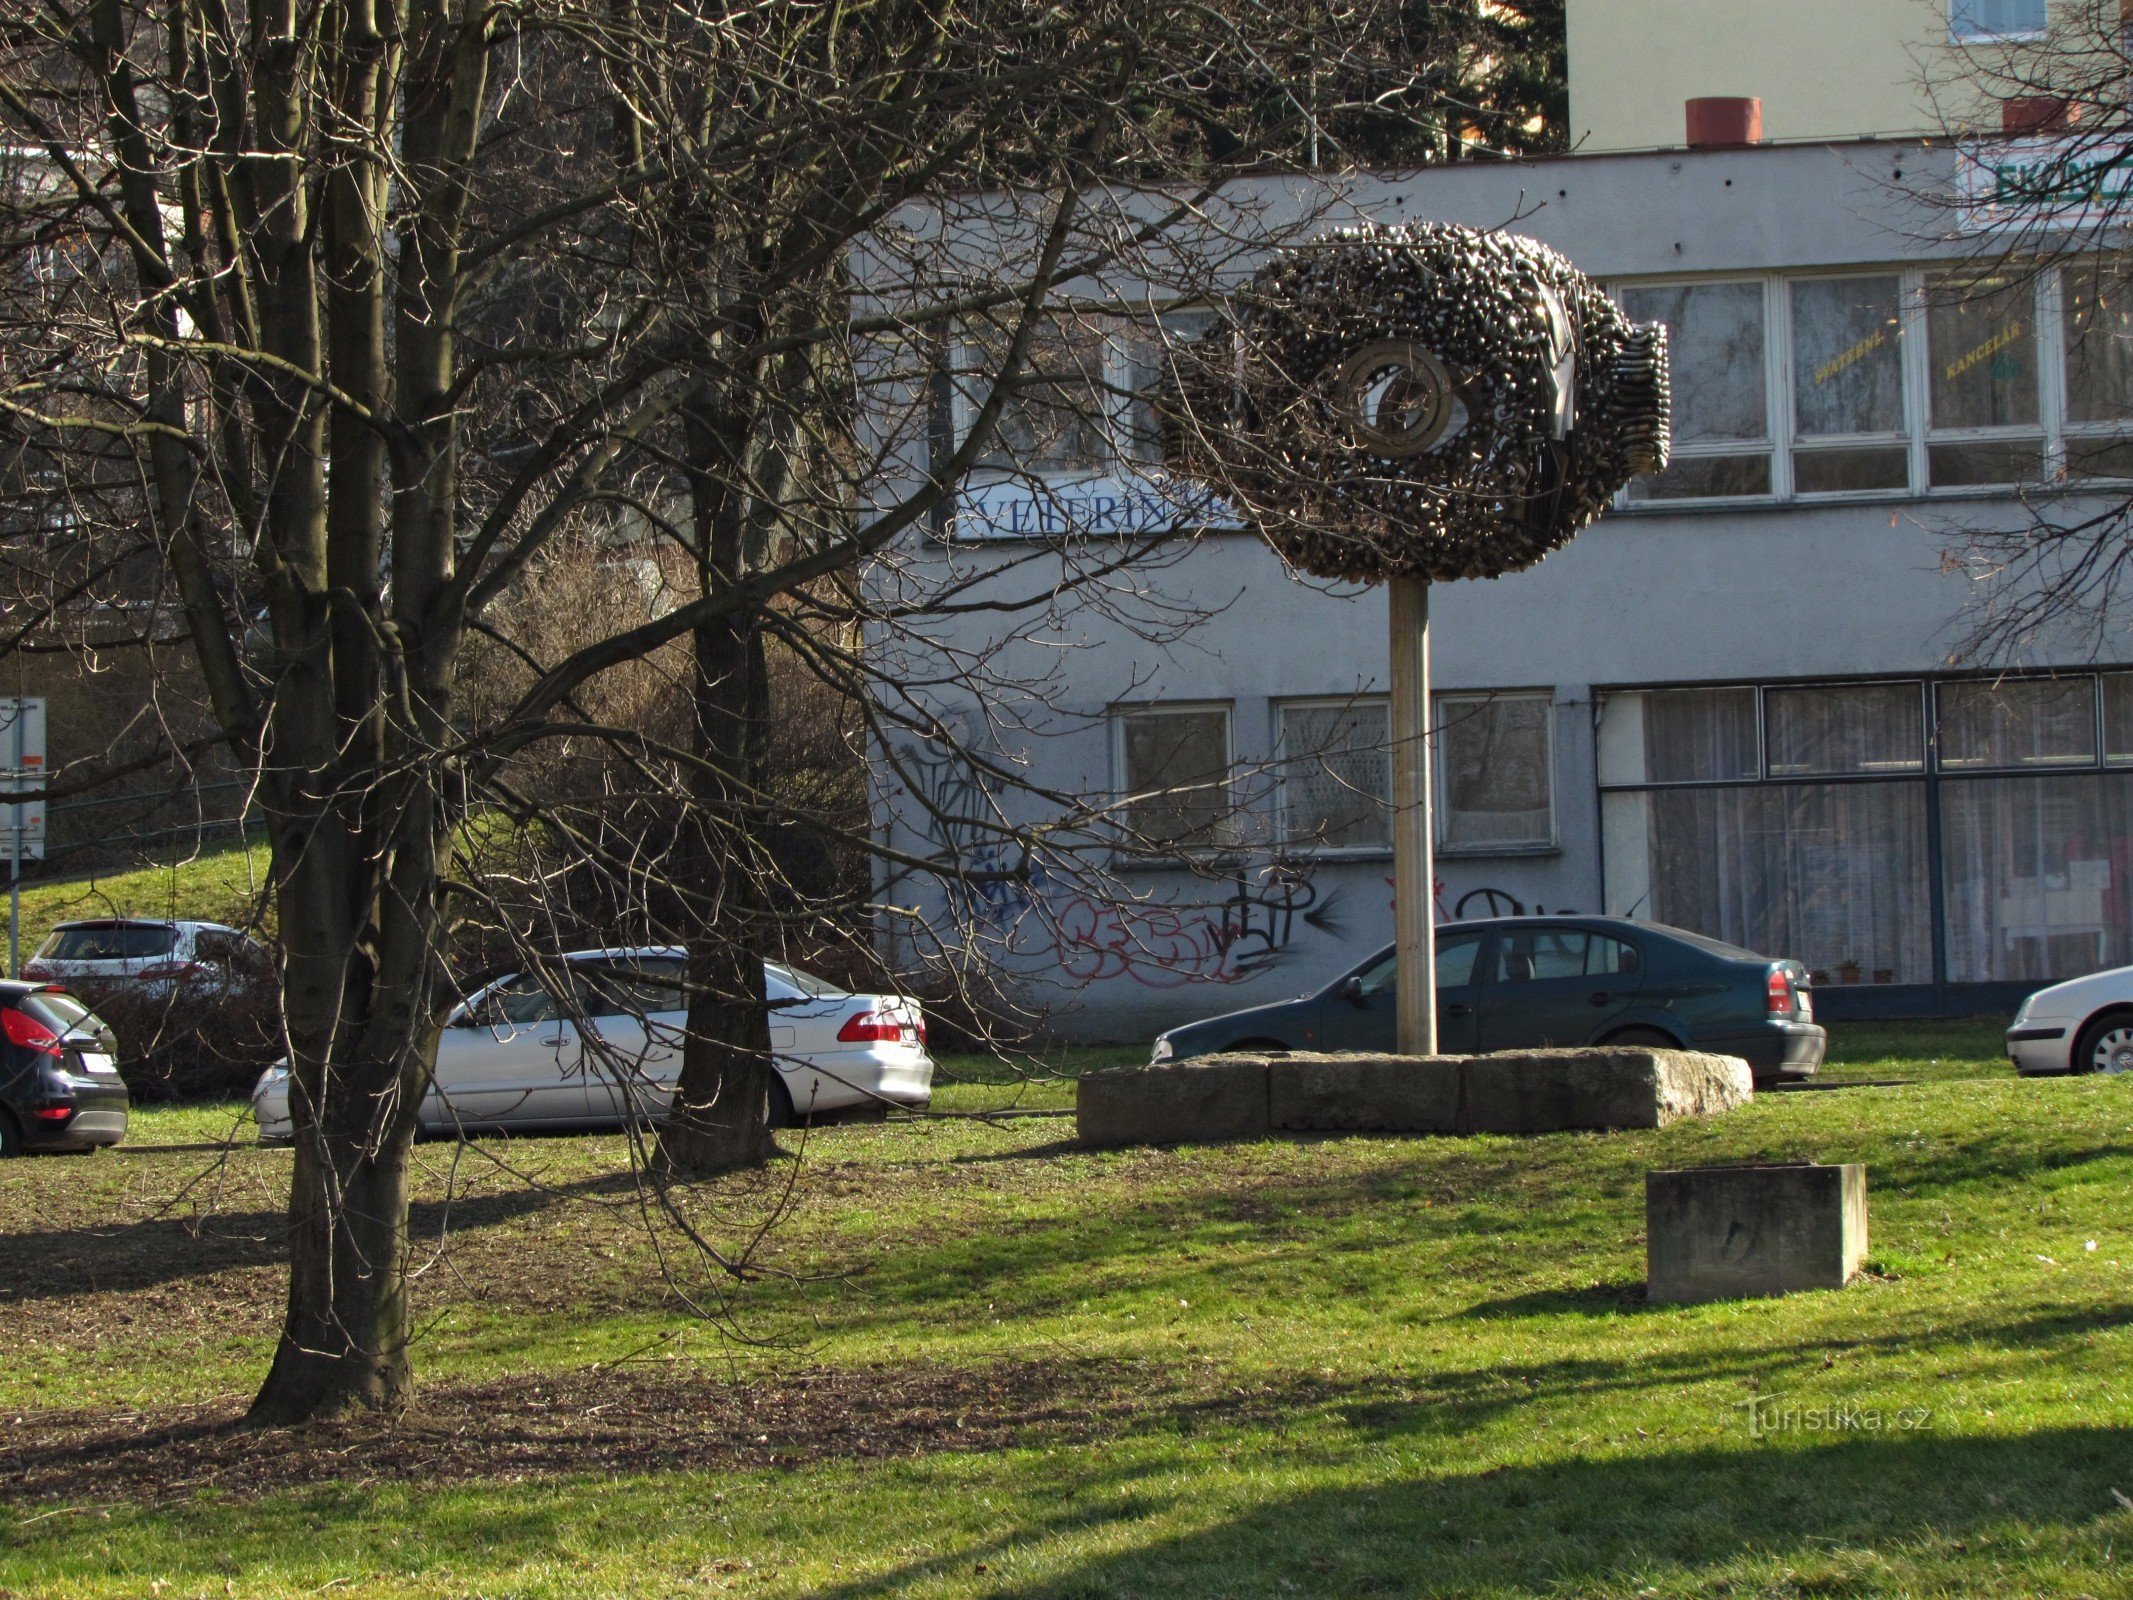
[24,918,269,997]
[2007,966,2133,1076]
[251,948,933,1140]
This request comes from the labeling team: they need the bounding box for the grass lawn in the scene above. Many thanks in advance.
[14,837,271,945]
[6,1027,2130,1598]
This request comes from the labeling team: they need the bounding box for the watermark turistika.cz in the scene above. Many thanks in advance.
[1735,1394,1933,1439]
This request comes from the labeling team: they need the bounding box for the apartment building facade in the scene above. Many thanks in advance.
[872,20,2133,1042]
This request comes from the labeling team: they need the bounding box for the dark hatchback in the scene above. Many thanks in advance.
[0,982,127,1156]
[1149,916,1825,1085]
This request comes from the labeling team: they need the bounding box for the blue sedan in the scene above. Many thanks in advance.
[1149,916,1825,1085]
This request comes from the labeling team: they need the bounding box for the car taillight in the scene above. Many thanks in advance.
[838,1010,908,1043]
[3,1007,62,1056]
[29,1105,74,1122]
[1766,967,1795,1019]
[136,960,204,981]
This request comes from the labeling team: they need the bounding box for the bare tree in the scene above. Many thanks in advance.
[0,0,1454,1422]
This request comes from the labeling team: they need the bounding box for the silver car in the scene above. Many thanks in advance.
[252,948,934,1140]
[24,918,268,998]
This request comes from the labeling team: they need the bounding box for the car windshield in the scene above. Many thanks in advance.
[37,923,178,960]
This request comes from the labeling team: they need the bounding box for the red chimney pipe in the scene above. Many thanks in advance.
[2002,96,2077,136]
[1685,97,1763,149]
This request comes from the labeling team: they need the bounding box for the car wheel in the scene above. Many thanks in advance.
[0,1111,20,1160]
[765,1072,796,1130]
[1602,1026,1679,1049]
[2073,1009,2133,1076]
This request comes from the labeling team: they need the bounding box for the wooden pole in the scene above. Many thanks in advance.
[1389,573,1437,1055]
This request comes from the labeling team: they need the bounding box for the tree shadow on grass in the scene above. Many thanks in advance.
[805,1426,2133,1599]
[0,1168,641,1304]
[9,1355,2131,1599]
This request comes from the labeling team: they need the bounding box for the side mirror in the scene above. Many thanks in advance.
[1339,975,1367,1006]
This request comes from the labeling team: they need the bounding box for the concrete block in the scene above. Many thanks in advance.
[1076,1056,1270,1147]
[1462,1049,1752,1134]
[1074,1047,1752,1149]
[1267,1053,1464,1133]
[1646,1162,1868,1304]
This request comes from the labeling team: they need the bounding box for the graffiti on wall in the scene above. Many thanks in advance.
[896,737,1580,995]
[1054,867,1343,988]
[896,739,1046,934]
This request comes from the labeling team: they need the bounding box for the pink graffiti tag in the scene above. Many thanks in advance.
[1055,896,1245,989]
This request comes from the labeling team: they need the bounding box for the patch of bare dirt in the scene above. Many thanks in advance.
[0,1358,1177,1506]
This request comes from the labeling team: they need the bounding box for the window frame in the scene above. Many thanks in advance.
[1785,270,1915,500]
[1109,699,1237,855]
[1434,688,1559,856]
[1618,275,1782,505]
[950,310,1128,478]
[1597,666,2133,995]
[1274,694,1393,857]
[1598,671,2133,790]
[1947,0,2048,44]
[1610,260,2133,508]
[2052,259,2133,480]
[949,305,1217,480]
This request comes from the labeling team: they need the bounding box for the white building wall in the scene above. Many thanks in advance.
[872,142,2133,1043]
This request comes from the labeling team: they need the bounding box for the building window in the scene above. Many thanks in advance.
[1618,281,1771,500]
[2059,260,2133,479]
[1936,678,2096,768]
[1790,275,1909,494]
[1602,671,2133,988]
[1438,692,1555,852]
[1608,778,1935,987]
[1948,0,2046,42]
[1764,683,1924,776]
[1942,775,2129,981]
[1596,685,1759,785]
[2103,673,2133,761]
[1114,704,1232,850]
[964,313,1117,474]
[1612,260,2133,503]
[1925,273,2042,487]
[1601,685,1934,985]
[1122,308,1220,465]
[1278,699,1390,850]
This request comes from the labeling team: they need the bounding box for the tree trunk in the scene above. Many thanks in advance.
[657,395,778,1179]
[248,1086,418,1422]
[656,594,778,1177]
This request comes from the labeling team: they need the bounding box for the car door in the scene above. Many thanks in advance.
[1474,925,1643,1052]
[579,960,688,1127]
[431,971,585,1129]
[1316,927,1489,1054]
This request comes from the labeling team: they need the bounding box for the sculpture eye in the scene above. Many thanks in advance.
[1330,340,1463,459]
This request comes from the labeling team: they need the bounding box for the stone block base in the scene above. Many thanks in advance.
[1268,1053,1464,1133]
[1464,1048,1753,1134]
[1646,1162,1868,1303]
[1076,1048,1752,1148]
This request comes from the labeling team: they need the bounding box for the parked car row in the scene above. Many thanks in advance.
[1151,915,1827,1085]
[18,904,2133,1161]
[250,949,936,1142]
